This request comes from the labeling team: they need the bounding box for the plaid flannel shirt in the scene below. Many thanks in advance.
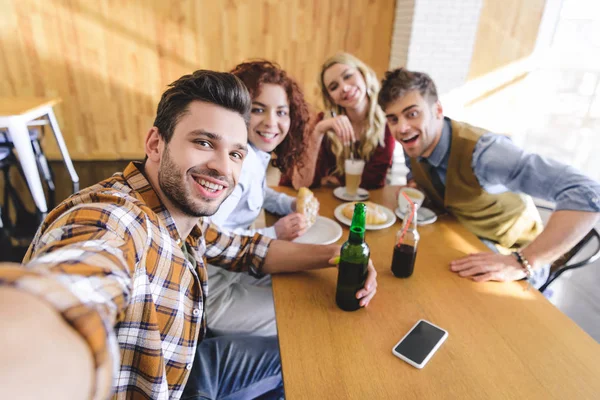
[0,162,272,399]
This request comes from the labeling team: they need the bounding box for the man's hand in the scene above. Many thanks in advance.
[357,259,378,306]
[329,257,378,307]
[0,287,94,399]
[274,213,307,241]
[450,253,526,282]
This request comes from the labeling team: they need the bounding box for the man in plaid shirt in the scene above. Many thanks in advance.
[0,70,377,399]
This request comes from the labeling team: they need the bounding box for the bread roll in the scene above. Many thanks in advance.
[297,187,319,228]
[342,201,387,225]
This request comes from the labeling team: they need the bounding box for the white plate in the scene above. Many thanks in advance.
[293,216,343,245]
[333,203,396,230]
[333,186,370,202]
[395,207,438,225]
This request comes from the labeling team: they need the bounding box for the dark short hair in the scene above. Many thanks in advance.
[153,70,252,143]
[378,68,438,110]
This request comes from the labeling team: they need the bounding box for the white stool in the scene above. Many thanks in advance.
[0,98,79,214]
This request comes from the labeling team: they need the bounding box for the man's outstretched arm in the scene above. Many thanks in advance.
[0,285,94,399]
[0,201,147,398]
[452,134,600,281]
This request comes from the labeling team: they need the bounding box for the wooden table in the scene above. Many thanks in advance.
[0,97,79,213]
[269,186,600,400]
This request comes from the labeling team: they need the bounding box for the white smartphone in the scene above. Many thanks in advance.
[392,319,448,369]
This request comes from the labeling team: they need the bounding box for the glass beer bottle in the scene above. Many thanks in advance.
[336,202,370,311]
[391,204,419,278]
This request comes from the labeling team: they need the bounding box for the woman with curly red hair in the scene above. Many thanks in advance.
[206,60,311,337]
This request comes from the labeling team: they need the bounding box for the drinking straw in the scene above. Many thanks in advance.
[396,192,416,246]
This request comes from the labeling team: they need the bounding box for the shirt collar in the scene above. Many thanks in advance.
[122,161,203,248]
[420,117,451,167]
[250,143,272,167]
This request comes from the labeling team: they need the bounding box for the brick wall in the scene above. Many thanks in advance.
[389,0,416,71]
[389,0,484,95]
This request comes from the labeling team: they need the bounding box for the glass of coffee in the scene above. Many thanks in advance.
[397,187,425,211]
[344,159,365,197]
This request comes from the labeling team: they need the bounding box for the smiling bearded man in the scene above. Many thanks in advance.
[0,70,379,400]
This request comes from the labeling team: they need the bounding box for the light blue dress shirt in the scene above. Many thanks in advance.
[405,117,600,212]
[209,144,294,238]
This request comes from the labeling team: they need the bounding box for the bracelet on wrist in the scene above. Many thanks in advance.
[512,250,534,279]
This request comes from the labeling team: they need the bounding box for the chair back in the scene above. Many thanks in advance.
[536,202,600,292]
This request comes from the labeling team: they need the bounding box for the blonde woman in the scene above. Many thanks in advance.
[281,52,395,189]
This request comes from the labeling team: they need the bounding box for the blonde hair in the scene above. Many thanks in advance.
[319,52,386,176]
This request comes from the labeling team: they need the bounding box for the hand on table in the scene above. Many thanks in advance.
[274,213,307,241]
[329,256,378,307]
[450,253,526,282]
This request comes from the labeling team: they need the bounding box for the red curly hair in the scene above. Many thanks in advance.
[230,60,309,176]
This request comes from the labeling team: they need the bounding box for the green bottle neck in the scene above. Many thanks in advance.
[348,226,365,243]
[348,202,367,243]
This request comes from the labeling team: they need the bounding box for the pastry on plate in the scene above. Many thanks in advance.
[297,187,319,228]
[342,201,387,225]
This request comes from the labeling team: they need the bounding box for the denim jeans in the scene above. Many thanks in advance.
[206,266,277,337]
[182,335,284,400]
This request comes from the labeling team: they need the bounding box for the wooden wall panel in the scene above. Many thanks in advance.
[468,0,546,80]
[0,0,396,160]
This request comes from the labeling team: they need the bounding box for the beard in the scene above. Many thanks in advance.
[158,146,234,217]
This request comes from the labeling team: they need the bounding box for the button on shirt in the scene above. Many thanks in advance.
[405,118,600,212]
[210,144,294,238]
[0,162,272,400]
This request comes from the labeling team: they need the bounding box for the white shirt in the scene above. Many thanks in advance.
[209,144,294,238]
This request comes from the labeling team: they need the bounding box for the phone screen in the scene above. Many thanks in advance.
[393,320,447,365]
